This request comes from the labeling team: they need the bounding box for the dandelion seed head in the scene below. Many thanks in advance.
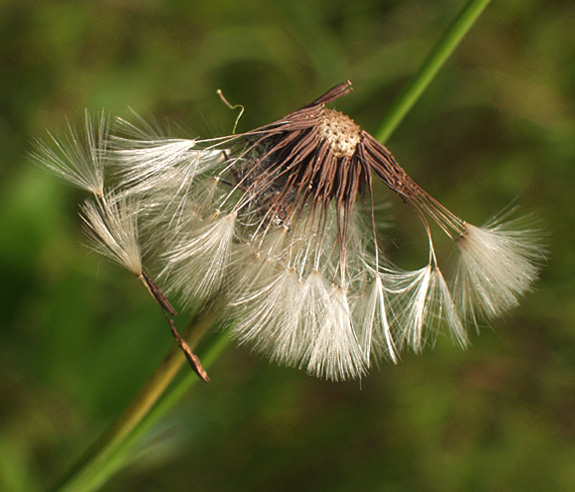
[34,81,544,381]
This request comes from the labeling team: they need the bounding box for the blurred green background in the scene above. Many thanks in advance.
[1,0,574,491]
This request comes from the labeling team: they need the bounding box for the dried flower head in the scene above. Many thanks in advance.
[34,81,544,381]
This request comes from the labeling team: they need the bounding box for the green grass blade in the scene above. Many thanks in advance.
[375,0,492,143]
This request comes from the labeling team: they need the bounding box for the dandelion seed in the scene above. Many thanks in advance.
[113,134,225,196]
[33,81,543,381]
[384,264,468,353]
[33,111,110,197]
[33,113,213,381]
[453,214,543,322]
[80,193,143,276]
[354,273,397,363]
[161,211,238,302]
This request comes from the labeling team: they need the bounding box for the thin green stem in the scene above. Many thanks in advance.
[375,0,492,143]
[100,332,230,472]
[50,311,220,492]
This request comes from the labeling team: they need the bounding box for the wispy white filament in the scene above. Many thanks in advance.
[80,195,142,275]
[453,218,542,322]
[33,111,109,196]
[384,264,468,353]
[304,282,367,380]
[355,274,398,363]
[161,212,237,302]
[113,137,225,195]
[232,268,368,381]
[233,268,306,359]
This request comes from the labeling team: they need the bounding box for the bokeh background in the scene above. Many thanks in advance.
[1,0,574,491]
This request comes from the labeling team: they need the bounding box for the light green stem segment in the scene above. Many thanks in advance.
[375,0,492,143]
[50,312,227,492]
[50,2,492,491]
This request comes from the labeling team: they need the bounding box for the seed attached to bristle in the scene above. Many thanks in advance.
[318,109,361,159]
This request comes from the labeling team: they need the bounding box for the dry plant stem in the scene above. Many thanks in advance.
[162,311,210,382]
[50,311,216,492]
[139,271,178,316]
[139,271,210,381]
